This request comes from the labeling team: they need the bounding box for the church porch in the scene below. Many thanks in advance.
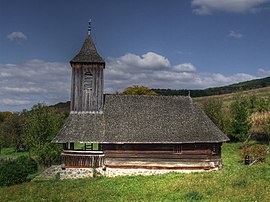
[61,143,104,168]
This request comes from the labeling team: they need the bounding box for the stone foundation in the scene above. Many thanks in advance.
[100,167,219,177]
[38,165,219,180]
[60,168,94,179]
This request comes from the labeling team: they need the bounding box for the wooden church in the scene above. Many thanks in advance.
[53,22,229,171]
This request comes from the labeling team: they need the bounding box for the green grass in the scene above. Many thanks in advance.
[0,142,270,202]
[0,147,29,158]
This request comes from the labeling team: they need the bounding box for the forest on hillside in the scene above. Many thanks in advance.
[153,76,270,97]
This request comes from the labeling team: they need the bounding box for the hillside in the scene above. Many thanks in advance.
[50,101,70,114]
[153,76,270,97]
[193,86,270,106]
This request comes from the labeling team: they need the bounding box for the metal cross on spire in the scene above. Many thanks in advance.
[88,19,92,35]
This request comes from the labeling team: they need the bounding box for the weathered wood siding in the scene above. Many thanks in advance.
[102,143,222,169]
[70,63,104,112]
[61,143,223,169]
[61,150,104,168]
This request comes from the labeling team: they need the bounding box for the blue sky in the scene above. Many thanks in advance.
[1,0,270,111]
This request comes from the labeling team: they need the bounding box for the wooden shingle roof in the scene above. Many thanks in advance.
[70,35,104,64]
[53,95,229,144]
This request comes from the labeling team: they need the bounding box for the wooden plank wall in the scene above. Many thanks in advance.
[102,143,222,170]
[70,63,104,112]
[62,153,104,168]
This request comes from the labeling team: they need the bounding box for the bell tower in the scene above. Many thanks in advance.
[70,20,105,113]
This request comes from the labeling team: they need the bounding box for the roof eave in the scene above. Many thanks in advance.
[70,60,105,65]
[52,140,229,144]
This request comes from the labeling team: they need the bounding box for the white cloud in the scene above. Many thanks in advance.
[0,53,261,111]
[2,87,47,93]
[0,60,70,111]
[191,0,270,15]
[258,68,270,76]
[0,72,12,77]
[7,32,27,41]
[173,63,197,72]
[104,52,258,93]
[108,52,170,73]
[0,98,31,106]
[229,30,243,39]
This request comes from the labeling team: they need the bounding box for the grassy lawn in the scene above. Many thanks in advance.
[0,147,29,158]
[0,142,270,202]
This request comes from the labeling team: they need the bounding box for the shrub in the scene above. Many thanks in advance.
[0,157,38,186]
[0,160,28,186]
[241,144,268,164]
[16,156,38,174]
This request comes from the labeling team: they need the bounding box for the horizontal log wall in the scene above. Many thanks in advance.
[61,143,223,169]
[102,143,222,169]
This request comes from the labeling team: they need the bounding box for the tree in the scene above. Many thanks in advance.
[262,117,270,145]
[123,85,158,95]
[0,112,12,123]
[0,125,3,154]
[24,104,65,167]
[201,98,225,131]
[229,98,251,142]
[0,111,13,153]
[0,112,26,152]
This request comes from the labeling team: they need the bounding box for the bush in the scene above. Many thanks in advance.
[241,144,268,164]
[0,157,37,186]
[16,156,38,174]
[0,161,28,186]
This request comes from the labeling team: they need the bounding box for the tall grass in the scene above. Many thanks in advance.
[0,148,29,158]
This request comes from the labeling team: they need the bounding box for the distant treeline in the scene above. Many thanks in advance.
[153,76,270,97]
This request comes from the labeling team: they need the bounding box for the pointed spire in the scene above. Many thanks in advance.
[88,19,91,35]
[70,20,104,64]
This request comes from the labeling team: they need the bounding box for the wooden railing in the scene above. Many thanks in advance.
[61,150,104,168]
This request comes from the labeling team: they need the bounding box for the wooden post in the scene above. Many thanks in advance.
[70,143,74,150]
[63,143,68,150]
